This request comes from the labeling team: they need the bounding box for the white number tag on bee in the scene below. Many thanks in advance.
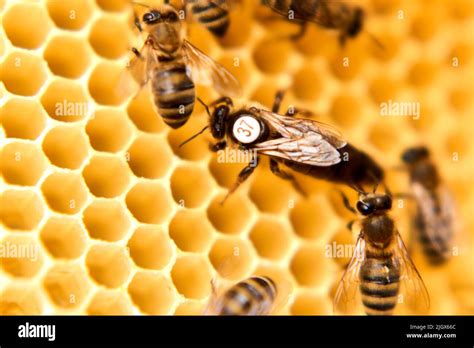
[233,115,261,144]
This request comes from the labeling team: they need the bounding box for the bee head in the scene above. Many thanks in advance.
[401,146,430,164]
[347,7,364,38]
[356,193,392,216]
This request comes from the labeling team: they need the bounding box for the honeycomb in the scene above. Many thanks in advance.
[1,0,473,316]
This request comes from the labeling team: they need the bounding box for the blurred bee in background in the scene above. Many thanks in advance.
[181,91,384,202]
[206,276,279,315]
[401,146,458,265]
[261,0,381,46]
[334,188,430,315]
[183,0,236,37]
[125,1,241,129]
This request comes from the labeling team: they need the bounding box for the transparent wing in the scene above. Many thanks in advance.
[333,234,366,314]
[182,39,242,97]
[412,182,455,260]
[392,231,430,313]
[255,108,346,148]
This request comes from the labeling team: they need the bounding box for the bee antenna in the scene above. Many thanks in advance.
[349,184,365,195]
[179,126,209,148]
[132,1,151,9]
[368,32,385,50]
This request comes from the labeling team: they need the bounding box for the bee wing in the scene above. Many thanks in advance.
[333,234,366,314]
[181,39,242,97]
[262,0,332,26]
[412,182,455,260]
[392,231,430,313]
[270,277,293,315]
[256,108,346,148]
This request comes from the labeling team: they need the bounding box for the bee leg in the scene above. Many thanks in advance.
[270,159,307,197]
[346,219,356,232]
[221,156,260,205]
[210,141,227,152]
[131,47,142,58]
[133,11,143,32]
[272,90,286,113]
[208,97,234,107]
[285,107,315,118]
[290,22,308,41]
[337,189,356,214]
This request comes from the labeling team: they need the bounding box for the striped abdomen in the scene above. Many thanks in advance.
[359,247,400,315]
[152,63,195,129]
[217,276,277,315]
[189,0,230,37]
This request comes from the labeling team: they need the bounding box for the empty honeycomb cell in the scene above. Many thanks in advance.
[174,302,206,316]
[330,50,364,81]
[82,200,130,241]
[127,134,173,179]
[1,98,46,140]
[411,10,441,42]
[170,165,213,208]
[86,109,133,153]
[207,193,253,235]
[327,227,356,268]
[208,155,250,190]
[449,87,472,112]
[445,131,471,159]
[167,113,212,162]
[290,245,335,287]
[2,3,51,49]
[0,189,44,231]
[46,0,93,31]
[370,0,402,14]
[216,55,251,88]
[368,76,402,104]
[450,42,473,68]
[128,272,177,315]
[253,38,293,74]
[43,263,91,308]
[126,88,166,134]
[249,218,292,261]
[209,238,255,280]
[249,167,300,214]
[290,292,331,315]
[95,0,130,12]
[408,60,439,87]
[127,225,173,270]
[1,141,47,186]
[82,155,131,198]
[44,35,92,79]
[40,217,88,259]
[171,255,213,300]
[89,16,131,59]
[294,26,339,58]
[368,33,400,62]
[329,93,361,128]
[0,234,44,278]
[41,79,90,122]
[41,172,89,214]
[125,182,173,224]
[369,121,400,152]
[448,0,474,19]
[289,197,335,241]
[0,286,43,315]
[1,52,48,96]
[88,62,128,106]
[42,125,90,169]
[169,210,214,253]
[85,244,131,288]
[292,66,323,101]
[87,290,134,315]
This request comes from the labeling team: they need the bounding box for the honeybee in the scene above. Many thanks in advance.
[181,91,383,201]
[206,276,279,315]
[261,0,371,45]
[183,0,233,37]
[125,2,241,129]
[401,146,457,265]
[334,189,430,315]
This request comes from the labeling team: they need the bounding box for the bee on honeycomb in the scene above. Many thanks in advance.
[0,0,473,317]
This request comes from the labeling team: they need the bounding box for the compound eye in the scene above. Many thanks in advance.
[356,201,374,216]
[167,12,179,21]
[143,11,159,23]
[380,196,392,210]
[232,115,261,144]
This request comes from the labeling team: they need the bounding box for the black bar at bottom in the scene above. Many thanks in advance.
[0,316,472,346]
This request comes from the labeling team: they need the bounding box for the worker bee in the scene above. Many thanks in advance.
[261,0,376,46]
[401,146,458,265]
[334,189,430,315]
[183,0,233,37]
[206,276,279,315]
[181,91,383,201]
[125,2,241,129]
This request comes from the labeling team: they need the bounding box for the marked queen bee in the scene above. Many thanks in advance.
[334,188,430,315]
[181,91,384,201]
[125,1,241,129]
[261,0,381,46]
[401,146,459,265]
